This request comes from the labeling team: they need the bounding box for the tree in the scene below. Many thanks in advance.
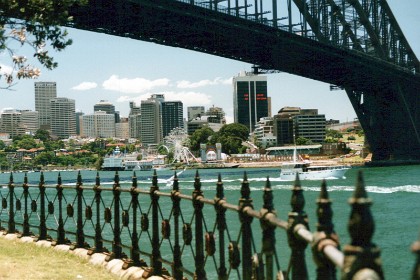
[295,136,313,145]
[0,140,5,150]
[212,123,249,155]
[189,127,215,152]
[0,0,87,88]
[34,129,51,142]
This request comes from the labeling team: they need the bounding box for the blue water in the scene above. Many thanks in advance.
[0,165,419,279]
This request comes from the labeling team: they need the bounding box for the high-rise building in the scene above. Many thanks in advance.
[233,71,268,133]
[82,111,115,138]
[35,82,57,130]
[94,100,119,123]
[187,106,205,121]
[50,97,76,138]
[206,106,226,124]
[116,118,129,139]
[162,101,183,138]
[0,109,25,137]
[75,111,84,135]
[140,96,162,145]
[20,110,39,135]
[128,101,141,139]
[273,107,326,145]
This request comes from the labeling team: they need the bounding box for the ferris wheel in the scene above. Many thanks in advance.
[163,127,198,164]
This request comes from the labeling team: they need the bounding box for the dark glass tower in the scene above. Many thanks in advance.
[233,72,268,132]
[162,101,184,137]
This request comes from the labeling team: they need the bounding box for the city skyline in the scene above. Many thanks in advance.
[0,0,419,124]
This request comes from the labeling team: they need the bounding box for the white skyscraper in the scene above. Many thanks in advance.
[82,111,116,138]
[35,82,57,130]
[50,97,76,138]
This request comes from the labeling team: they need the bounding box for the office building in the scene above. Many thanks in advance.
[205,106,226,124]
[187,106,205,121]
[162,101,183,138]
[75,111,84,135]
[94,100,120,123]
[35,82,57,130]
[140,96,162,145]
[116,118,129,139]
[294,110,326,143]
[82,111,115,138]
[273,107,326,145]
[233,71,268,133]
[0,109,25,137]
[50,97,76,138]
[253,117,276,148]
[20,110,39,135]
[128,102,141,139]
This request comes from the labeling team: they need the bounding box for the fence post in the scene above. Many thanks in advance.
[312,180,339,280]
[56,173,66,244]
[150,170,162,275]
[111,171,123,259]
[171,172,183,280]
[7,173,15,234]
[22,173,30,236]
[91,172,104,254]
[75,171,85,248]
[193,170,206,279]
[342,171,384,279]
[126,172,141,267]
[38,172,47,240]
[239,172,253,279]
[260,177,276,280]
[215,174,227,279]
[287,175,309,279]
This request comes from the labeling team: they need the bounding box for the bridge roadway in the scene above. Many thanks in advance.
[69,0,420,162]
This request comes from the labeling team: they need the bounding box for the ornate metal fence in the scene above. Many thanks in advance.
[0,170,419,280]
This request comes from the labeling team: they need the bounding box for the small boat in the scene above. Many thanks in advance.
[280,148,350,180]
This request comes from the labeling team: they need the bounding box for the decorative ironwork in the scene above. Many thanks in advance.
[1,170,416,280]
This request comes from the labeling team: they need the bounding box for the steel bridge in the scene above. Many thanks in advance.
[69,0,420,163]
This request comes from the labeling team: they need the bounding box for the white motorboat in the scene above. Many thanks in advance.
[280,148,350,180]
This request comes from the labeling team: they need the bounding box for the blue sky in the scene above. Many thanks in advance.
[1,0,419,124]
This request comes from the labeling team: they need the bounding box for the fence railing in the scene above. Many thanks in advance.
[0,170,419,279]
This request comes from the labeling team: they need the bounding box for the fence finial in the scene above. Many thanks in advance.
[57,172,62,185]
[95,172,100,186]
[263,176,273,212]
[240,171,250,199]
[216,173,224,200]
[194,170,201,191]
[173,171,179,192]
[132,171,138,188]
[342,170,384,279]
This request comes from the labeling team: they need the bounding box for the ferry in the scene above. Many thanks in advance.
[280,148,350,180]
[124,160,153,171]
[101,147,125,171]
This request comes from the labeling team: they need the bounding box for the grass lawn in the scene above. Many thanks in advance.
[0,237,119,280]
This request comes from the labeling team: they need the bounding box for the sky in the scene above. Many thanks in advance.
[0,0,419,124]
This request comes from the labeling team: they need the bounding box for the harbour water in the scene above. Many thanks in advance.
[1,164,419,279]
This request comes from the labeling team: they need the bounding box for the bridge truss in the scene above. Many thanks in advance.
[69,0,420,162]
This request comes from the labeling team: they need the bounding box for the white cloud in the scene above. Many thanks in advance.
[103,75,170,94]
[71,82,98,91]
[176,77,232,89]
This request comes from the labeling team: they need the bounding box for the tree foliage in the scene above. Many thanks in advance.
[295,136,313,145]
[0,0,87,87]
[212,123,249,155]
[189,126,215,152]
